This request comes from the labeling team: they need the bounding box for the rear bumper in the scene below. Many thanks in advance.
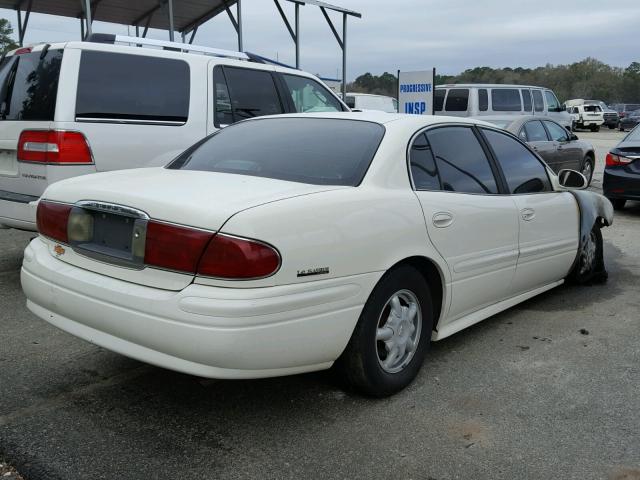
[0,192,38,230]
[21,237,380,379]
[603,167,640,200]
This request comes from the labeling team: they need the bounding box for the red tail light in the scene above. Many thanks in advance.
[18,130,93,164]
[144,221,212,274]
[606,152,633,166]
[14,47,32,55]
[197,234,280,279]
[36,201,71,243]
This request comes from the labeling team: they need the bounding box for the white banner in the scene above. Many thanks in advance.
[398,69,435,115]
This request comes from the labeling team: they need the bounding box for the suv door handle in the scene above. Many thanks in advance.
[433,212,454,228]
[521,208,536,221]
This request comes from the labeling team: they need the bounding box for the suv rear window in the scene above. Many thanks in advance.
[76,51,190,124]
[0,49,63,121]
[169,118,384,186]
[491,89,521,111]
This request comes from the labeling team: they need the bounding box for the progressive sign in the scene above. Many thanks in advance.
[398,69,435,115]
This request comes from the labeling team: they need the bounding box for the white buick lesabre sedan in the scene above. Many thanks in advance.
[21,112,613,396]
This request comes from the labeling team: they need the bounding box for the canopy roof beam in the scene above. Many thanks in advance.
[319,6,348,97]
[274,0,300,68]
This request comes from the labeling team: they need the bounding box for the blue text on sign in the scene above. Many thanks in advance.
[399,83,432,93]
[404,102,427,114]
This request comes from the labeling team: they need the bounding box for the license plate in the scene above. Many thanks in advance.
[69,207,148,267]
[0,149,17,176]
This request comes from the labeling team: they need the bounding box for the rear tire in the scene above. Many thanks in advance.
[590,125,600,132]
[580,156,594,186]
[608,124,615,130]
[569,224,607,284]
[338,265,433,397]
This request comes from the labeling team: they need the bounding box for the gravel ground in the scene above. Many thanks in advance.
[0,129,638,480]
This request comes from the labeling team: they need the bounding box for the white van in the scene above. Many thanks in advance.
[0,34,348,231]
[344,93,398,113]
[435,84,572,129]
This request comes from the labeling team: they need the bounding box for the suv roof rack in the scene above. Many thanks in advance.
[86,33,250,61]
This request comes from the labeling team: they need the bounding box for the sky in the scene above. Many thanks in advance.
[1,0,639,81]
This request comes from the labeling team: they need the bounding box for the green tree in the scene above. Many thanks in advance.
[0,18,18,54]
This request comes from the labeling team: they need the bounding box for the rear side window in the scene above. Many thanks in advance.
[491,89,521,111]
[426,127,498,194]
[409,133,440,190]
[76,51,189,124]
[532,90,544,112]
[169,118,384,186]
[1,50,63,121]
[522,89,532,112]
[282,74,343,113]
[482,128,551,194]
[478,89,488,111]
[213,66,233,126]
[523,120,549,142]
[444,88,469,112]
[434,89,445,111]
[222,67,284,122]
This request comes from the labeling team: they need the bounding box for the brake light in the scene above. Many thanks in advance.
[14,47,32,55]
[144,221,212,273]
[18,130,93,164]
[606,152,633,166]
[197,234,280,279]
[36,201,71,243]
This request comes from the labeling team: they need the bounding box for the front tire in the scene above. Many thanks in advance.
[338,265,433,397]
[569,224,607,284]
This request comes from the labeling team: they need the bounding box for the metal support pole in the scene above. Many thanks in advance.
[341,12,347,98]
[294,2,300,68]
[80,17,85,39]
[135,25,139,37]
[83,0,93,38]
[16,8,22,46]
[189,27,198,44]
[167,0,175,41]
[237,0,243,51]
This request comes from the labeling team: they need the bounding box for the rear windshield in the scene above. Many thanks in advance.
[0,49,63,121]
[168,118,385,186]
[584,105,602,112]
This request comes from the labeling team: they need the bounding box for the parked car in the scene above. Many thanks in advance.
[612,103,640,126]
[618,109,640,132]
[21,112,613,397]
[565,103,604,132]
[480,116,596,185]
[584,100,618,129]
[0,35,348,231]
[604,124,640,210]
[434,84,572,129]
[344,93,398,112]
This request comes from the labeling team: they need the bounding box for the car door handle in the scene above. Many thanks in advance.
[521,208,536,221]
[432,212,454,228]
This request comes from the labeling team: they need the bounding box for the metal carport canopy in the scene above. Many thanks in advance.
[0,0,238,33]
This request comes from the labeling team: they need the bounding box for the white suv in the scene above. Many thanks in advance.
[0,34,348,231]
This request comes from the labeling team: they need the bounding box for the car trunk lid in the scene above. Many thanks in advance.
[42,168,347,290]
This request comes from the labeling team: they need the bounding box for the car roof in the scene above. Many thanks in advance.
[252,111,497,128]
[346,93,393,99]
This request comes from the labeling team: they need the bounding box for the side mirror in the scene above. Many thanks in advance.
[558,169,587,189]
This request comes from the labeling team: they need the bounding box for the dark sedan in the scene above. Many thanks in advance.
[618,109,640,132]
[604,125,640,210]
[479,116,596,185]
